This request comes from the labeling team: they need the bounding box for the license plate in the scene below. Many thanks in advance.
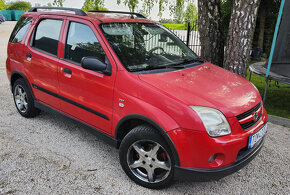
[248,123,268,149]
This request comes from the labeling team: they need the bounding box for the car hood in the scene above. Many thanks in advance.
[138,63,261,117]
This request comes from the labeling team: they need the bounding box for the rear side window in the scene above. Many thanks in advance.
[32,19,63,56]
[9,17,32,43]
[65,22,106,64]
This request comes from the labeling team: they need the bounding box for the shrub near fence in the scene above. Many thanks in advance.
[0,10,25,21]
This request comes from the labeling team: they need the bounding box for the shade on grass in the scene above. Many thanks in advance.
[247,72,290,119]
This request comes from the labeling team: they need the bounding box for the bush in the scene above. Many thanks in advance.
[7,1,31,11]
[162,23,187,30]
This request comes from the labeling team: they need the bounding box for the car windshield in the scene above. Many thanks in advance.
[101,22,202,73]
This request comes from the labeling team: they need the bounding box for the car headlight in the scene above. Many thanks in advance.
[189,106,231,137]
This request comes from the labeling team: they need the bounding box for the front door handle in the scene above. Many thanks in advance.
[63,68,72,74]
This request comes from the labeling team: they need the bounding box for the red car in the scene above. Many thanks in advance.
[6,7,268,188]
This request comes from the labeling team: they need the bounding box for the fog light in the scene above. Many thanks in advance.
[208,153,217,163]
[208,153,225,168]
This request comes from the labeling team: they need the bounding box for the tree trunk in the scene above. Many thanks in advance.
[257,3,266,50]
[224,0,261,77]
[198,0,224,67]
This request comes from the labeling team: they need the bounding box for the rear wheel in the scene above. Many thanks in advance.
[12,78,40,118]
[119,125,174,189]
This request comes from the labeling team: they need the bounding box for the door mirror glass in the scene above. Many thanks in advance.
[81,57,111,75]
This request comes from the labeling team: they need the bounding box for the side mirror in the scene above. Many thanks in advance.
[81,57,112,76]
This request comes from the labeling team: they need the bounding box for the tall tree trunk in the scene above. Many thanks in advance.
[198,0,224,67]
[224,0,261,77]
[257,3,266,50]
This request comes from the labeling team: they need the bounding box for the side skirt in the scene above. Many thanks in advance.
[34,101,118,148]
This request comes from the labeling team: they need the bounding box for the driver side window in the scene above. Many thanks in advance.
[65,22,106,64]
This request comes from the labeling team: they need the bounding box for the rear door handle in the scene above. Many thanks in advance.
[63,68,72,74]
[26,53,32,58]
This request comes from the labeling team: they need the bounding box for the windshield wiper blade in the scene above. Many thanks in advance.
[174,58,204,66]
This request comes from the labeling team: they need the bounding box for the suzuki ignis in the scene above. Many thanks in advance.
[6,7,268,188]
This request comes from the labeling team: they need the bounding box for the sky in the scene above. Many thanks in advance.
[6,0,197,20]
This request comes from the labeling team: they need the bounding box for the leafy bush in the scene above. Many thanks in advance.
[7,1,31,11]
[162,23,187,30]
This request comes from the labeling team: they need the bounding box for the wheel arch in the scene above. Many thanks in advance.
[10,71,35,99]
[115,114,180,166]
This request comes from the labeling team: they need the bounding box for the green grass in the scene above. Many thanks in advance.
[162,23,187,30]
[246,72,290,119]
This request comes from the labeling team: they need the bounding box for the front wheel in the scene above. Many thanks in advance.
[119,125,175,189]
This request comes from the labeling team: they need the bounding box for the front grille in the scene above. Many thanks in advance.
[236,102,262,130]
[236,102,261,120]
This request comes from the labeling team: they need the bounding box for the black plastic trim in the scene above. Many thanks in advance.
[236,102,261,121]
[88,10,146,18]
[115,114,180,166]
[32,84,109,120]
[29,7,87,16]
[174,138,265,181]
[34,101,117,147]
[10,71,34,97]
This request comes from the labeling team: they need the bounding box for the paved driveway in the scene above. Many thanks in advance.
[0,21,289,194]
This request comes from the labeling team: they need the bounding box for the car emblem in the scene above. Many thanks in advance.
[253,112,258,120]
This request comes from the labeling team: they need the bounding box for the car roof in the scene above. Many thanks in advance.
[23,7,157,24]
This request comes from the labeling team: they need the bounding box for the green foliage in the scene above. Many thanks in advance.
[47,3,52,7]
[170,0,184,23]
[0,0,6,10]
[53,0,65,7]
[162,23,187,30]
[7,1,31,11]
[246,70,290,119]
[117,0,167,17]
[253,0,281,57]
[221,0,233,43]
[184,3,198,27]
[82,0,108,11]
[117,0,139,12]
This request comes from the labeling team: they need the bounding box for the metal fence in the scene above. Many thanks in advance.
[142,22,202,57]
[168,22,202,56]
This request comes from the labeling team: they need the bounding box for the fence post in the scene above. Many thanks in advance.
[186,22,191,46]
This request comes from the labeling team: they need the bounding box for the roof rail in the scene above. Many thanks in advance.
[87,10,146,18]
[28,7,87,16]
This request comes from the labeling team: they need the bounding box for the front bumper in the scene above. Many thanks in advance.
[174,138,265,181]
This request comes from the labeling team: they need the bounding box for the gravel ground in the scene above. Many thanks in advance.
[0,21,290,194]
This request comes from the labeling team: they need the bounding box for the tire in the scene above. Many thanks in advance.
[119,125,175,189]
[12,78,40,118]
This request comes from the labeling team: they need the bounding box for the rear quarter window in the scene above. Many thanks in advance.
[9,17,32,43]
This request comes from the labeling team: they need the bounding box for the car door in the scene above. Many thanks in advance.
[58,18,116,134]
[25,15,64,109]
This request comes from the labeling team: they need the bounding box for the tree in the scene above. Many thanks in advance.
[221,0,233,44]
[223,0,260,77]
[7,1,31,11]
[0,0,6,10]
[47,3,52,7]
[117,0,167,16]
[82,0,108,11]
[117,0,139,12]
[53,0,65,7]
[198,0,224,67]
[170,0,184,23]
[252,0,281,56]
[184,3,198,27]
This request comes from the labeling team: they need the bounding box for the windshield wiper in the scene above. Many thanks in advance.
[129,58,204,72]
[169,58,204,68]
